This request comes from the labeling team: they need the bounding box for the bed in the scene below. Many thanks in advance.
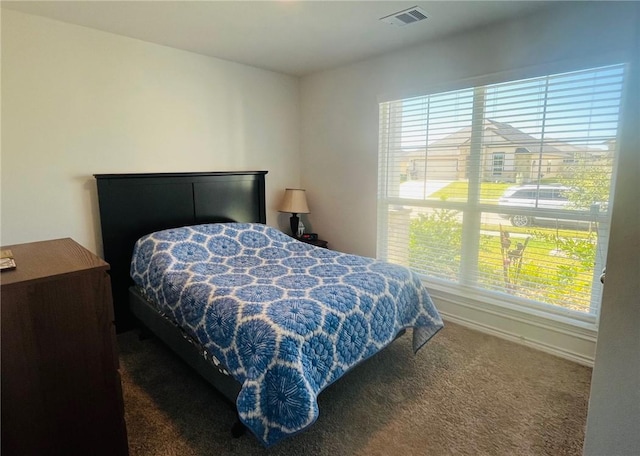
[95,171,443,447]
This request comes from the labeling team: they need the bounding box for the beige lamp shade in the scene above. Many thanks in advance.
[278,188,310,214]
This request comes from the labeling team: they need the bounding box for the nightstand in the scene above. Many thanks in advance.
[298,237,328,249]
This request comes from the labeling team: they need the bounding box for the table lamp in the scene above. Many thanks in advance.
[278,188,310,237]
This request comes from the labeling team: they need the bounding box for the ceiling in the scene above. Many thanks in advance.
[1,1,556,77]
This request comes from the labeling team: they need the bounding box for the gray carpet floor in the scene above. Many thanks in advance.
[118,321,591,456]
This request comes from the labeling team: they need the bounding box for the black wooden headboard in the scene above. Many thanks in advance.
[94,171,268,332]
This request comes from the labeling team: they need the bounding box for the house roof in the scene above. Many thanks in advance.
[432,119,564,154]
[401,119,600,158]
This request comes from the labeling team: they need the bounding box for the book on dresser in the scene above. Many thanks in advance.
[0,249,16,270]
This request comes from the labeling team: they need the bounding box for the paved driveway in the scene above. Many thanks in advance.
[399,180,451,199]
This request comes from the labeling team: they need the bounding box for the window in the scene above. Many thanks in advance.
[378,63,626,320]
[492,153,505,176]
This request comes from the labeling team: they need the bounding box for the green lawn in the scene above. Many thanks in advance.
[476,230,594,311]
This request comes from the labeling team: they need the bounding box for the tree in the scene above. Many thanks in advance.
[408,208,462,279]
[560,154,613,212]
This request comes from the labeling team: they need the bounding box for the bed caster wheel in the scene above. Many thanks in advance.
[231,420,246,438]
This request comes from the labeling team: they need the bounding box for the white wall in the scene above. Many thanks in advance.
[583,18,640,455]
[1,9,300,254]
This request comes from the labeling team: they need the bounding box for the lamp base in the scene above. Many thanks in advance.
[289,213,299,237]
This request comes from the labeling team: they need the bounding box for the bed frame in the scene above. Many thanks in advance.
[128,287,243,408]
[94,171,268,434]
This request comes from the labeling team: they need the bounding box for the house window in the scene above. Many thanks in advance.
[377,63,626,321]
[492,153,505,176]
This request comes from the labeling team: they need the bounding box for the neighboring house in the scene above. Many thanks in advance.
[400,119,606,183]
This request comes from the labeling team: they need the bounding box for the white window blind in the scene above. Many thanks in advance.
[378,63,625,318]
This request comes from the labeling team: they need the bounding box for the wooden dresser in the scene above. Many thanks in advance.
[1,238,128,456]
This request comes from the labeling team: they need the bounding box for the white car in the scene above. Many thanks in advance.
[498,184,573,227]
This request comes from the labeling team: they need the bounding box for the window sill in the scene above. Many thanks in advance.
[424,279,598,366]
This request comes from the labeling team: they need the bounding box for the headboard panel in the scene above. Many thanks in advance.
[94,171,268,331]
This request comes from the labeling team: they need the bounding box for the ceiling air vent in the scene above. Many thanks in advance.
[380,6,428,26]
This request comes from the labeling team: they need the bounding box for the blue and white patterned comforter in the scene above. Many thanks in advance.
[130,223,443,447]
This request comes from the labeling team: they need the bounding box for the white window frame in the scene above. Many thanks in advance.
[377,62,627,363]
